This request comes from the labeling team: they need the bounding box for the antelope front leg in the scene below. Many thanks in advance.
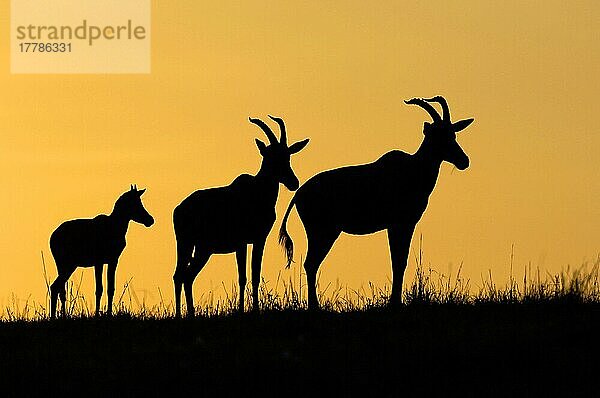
[94,264,104,316]
[387,224,416,307]
[107,262,117,316]
[236,246,248,313]
[251,239,266,312]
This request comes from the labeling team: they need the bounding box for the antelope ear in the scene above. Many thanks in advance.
[137,188,146,196]
[255,139,267,154]
[288,138,309,154]
[452,118,474,133]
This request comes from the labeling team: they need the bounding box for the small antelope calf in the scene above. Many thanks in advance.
[49,185,154,318]
[279,96,474,309]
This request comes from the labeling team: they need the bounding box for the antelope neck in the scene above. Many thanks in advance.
[255,167,281,202]
[412,137,443,193]
[109,206,131,234]
[413,137,444,170]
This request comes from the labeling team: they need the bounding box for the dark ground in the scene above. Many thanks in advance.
[0,304,598,397]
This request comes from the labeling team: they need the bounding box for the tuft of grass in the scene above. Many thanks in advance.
[3,249,600,322]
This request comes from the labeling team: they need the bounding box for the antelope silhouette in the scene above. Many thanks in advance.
[279,96,474,309]
[49,185,154,318]
[173,116,309,317]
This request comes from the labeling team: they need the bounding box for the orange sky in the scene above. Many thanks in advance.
[0,1,598,311]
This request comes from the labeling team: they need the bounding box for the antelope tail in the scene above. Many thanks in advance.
[278,195,296,268]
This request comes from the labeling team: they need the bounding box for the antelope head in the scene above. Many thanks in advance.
[117,185,155,227]
[405,96,474,170]
[249,115,309,190]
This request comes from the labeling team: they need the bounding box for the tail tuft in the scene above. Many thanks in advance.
[278,196,297,268]
[278,227,294,268]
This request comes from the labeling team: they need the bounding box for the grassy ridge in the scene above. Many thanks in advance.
[1,261,600,396]
[1,304,599,396]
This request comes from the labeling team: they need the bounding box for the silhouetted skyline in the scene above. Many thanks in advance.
[1,2,598,309]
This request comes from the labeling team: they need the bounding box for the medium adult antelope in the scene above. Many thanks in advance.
[279,96,474,309]
[173,116,309,317]
[49,185,154,318]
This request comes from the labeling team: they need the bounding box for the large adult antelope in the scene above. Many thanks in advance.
[49,185,154,318]
[173,116,309,317]
[279,96,474,309]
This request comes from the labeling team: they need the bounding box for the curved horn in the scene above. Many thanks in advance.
[268,115,286,145]
[404,98,441,123]
[248,117,277,145]
[423,96,450,122]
